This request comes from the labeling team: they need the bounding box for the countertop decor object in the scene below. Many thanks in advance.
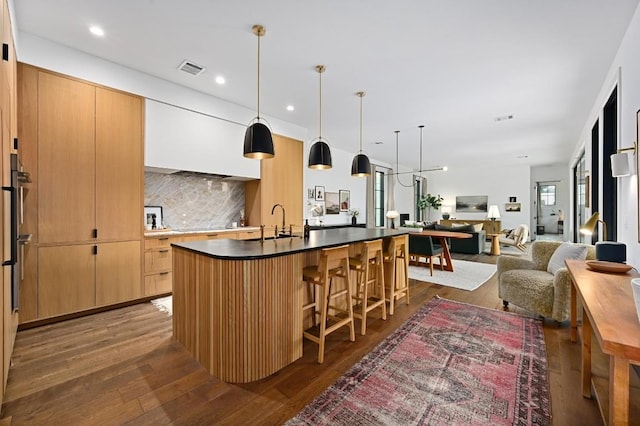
[579,211,627,263]
[585,260,633,274]
[243,24,274,160]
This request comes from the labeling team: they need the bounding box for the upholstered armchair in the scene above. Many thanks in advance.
[499,224,529,252]
[497,241,595,322]
[408,234,443,276]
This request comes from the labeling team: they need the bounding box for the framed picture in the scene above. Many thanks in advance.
[308,187,316,199]
[455,195,488,212]
[339,190,350,211]
[325,192,340,214]
[310,202,325,217]
[315,185,325,201]
[505,202,521,212]
[144,205,163,229]
[509,196,517,202]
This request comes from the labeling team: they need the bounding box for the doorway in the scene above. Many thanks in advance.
[535,181,564,241]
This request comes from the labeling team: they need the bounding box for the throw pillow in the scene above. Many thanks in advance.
[547,242,588,275]
[423,222,436,230]
[473,223,484,232]
[451,222,469,228]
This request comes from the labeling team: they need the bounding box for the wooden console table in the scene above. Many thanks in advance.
[566,259,640,425]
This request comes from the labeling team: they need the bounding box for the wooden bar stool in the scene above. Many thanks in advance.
[349,239,387,335]
[383,235,410,315]
[302,244,356,363]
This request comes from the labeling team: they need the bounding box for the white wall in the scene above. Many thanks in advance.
[570,3,640,266]
[422,163,531,233]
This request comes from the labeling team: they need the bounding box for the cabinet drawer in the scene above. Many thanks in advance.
[145,272,172,296]
[145,236,172,250]
[144,248,172,273]
[237,230,260,240]
[181,232,236,242]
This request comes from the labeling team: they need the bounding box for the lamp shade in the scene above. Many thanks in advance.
[386,210,400,219]
[579,211,600,236]
[487,205,500,219]
[243,122,274,159]
[308,140,332,169]
[611,152,630,177]
[351,153,371,177]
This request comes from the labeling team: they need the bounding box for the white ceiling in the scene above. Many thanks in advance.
[13,0,640,172]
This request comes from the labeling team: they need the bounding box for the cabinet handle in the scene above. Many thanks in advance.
[159,272,169,276]
[93,229,98,238]
[93,245,98,255]
[159,249,169,253]
[2,44,8,61]
[159,238,169,241]
[207,234,219,237]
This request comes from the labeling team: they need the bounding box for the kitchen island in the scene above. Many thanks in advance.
[172,228,407,383]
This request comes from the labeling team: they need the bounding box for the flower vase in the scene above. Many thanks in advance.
[351,216,357,225]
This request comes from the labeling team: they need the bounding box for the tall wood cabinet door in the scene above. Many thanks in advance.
[38,245,95,318]
[38,73,96,243]
[260,135,303,228]
[95,88,143,240]
[96,241,141,306]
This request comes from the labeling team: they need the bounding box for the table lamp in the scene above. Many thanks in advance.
[487,205,501,235]
[386,210,400,229]
[579,211,626,263]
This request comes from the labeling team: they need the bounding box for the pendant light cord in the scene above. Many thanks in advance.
[395,130,414,188]
[256,32,261,120]
[358,92,365,153]
[319,68,322,139]
[419,125,424,181]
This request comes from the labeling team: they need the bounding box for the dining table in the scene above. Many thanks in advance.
[411,229,472,272]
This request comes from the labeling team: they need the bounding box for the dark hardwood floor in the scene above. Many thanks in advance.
[0,252,606,425]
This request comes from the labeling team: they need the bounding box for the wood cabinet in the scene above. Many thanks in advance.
[143,230,238,297]
[245,134,303,230]
[17,64,144,322]
[1,0,18,403]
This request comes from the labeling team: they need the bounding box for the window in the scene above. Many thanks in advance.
[539,184,556,206]
[374,170,385,227]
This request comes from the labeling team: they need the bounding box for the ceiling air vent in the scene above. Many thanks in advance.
[178,60,206,76]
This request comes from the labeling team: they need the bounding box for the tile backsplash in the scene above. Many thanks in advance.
[144,172,245,230]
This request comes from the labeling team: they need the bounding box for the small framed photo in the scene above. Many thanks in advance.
[325,192,340,214]
[308,187,316,199]
[505,202,521,212]
[144,205,163,229]
[509,196,517,202]
[315,186,325,201]
[339,190,350,211]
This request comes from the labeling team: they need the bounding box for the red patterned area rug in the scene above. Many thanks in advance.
[286,298,551,425]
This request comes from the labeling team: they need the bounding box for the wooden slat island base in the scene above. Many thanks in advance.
[172,228,407,383]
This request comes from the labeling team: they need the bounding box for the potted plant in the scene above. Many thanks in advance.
[417,193,444,222]
[349,209,359,225]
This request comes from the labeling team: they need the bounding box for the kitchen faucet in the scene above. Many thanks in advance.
[271,204,287,235]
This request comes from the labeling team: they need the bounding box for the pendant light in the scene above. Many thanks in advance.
[308,65,332,169]
[243,24,274,159]
[351,91,371,177]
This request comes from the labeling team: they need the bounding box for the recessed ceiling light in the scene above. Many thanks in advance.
[517,155,529,159]
[215,75,225,85]
[373,141,383,145]
[286,105,294,112]
[89,25,105,37]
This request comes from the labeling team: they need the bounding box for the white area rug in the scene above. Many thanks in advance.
[408,260,497,291]
[151,295,173,315]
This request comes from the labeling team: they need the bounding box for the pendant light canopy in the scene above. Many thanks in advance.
[243,24,274,160]
[351,91,371,177]
[308,65,332,170]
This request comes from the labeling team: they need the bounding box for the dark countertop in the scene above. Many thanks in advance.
[172,228,408,260]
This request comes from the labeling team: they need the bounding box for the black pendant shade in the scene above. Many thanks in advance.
[351,153,371,177]
[243,122,274,159]
[308,140,332,169]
